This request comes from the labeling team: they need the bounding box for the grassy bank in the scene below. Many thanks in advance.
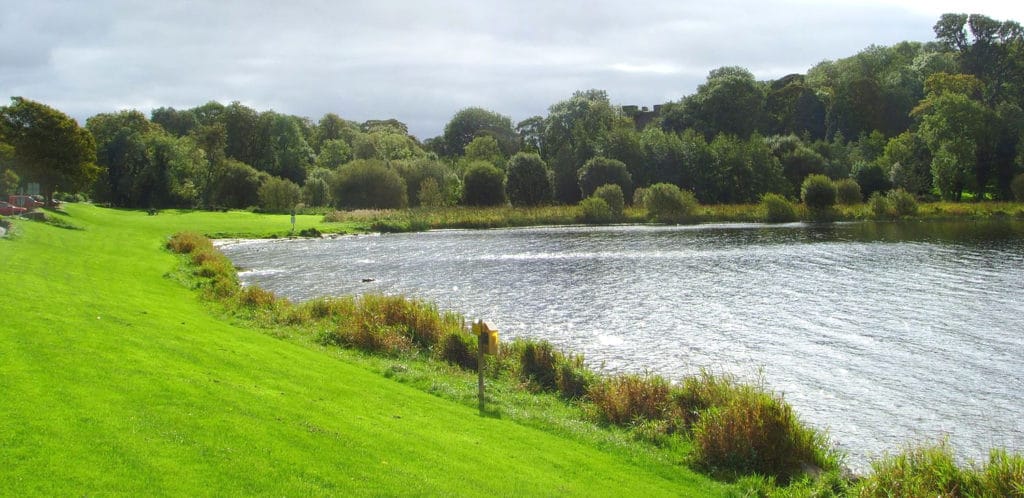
[0,204,727,496]
[5,204,1021,496]
[321,201,1024,233]
[171,231,840,486]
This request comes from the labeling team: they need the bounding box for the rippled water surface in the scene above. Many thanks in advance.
[221,221,1024,470]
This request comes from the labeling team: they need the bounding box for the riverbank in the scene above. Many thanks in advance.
[172,213,1024,493]
[320,201,1024,233]
[0,204,728,496]
[3,205,1021,496]
[224,218,1024,473]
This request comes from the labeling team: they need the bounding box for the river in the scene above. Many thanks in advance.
[219,220,1024,470]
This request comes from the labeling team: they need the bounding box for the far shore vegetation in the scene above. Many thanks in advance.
[4,14,1024,228]
[316,198,1024,234]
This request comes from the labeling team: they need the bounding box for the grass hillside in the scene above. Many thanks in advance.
[0,205,725,496]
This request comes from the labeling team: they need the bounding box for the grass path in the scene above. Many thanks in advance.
[0,205,724,496]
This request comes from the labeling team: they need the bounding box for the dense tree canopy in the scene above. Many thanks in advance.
[681,66,766,140]
[442,107,517,158]
[11,13,1024,210]
[542,89,626,203]
[0,97,100,201]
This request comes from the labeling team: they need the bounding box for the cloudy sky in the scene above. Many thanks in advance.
[1,1,1021,139]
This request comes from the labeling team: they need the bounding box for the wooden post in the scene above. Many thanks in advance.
[477,325,487,414]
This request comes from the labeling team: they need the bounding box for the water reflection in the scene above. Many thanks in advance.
[220,220,1024,471]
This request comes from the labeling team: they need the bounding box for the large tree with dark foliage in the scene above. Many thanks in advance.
[442,107,517,158]
[543,90,623,204]
[0,97,99,202]
[505,152,552,207]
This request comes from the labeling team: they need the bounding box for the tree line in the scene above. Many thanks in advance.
[2,13,1022,211]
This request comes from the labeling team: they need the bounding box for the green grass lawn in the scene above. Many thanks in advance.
[0,205,726,496]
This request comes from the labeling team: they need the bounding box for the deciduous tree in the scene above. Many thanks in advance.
[461,161,506,206]
[684,67,766,140]
[543,90,622,203]
[330,159,407,209]
[258,176,301,213]
[577,156,632,200]
[505,152,552,207]
[442,107,516,157]
[0,97,99,202]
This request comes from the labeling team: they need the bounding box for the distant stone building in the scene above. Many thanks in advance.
[621,105,662,130]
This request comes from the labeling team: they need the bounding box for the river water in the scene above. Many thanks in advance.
[220,221,1024,470]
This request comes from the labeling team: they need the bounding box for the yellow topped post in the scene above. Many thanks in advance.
[472,320,499,414]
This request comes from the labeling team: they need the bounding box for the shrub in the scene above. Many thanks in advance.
[577,156,632,199]
[835,178,862,205]
[673,371,742,427]
[166,232,209,254]
[869,192,891,219]
[579,196,613,224]
[417,177,446,208]
[192,252,235,286]
[592,184,625,219]
[854,442,1024,497]
[236,286,279,309]
[331,159,408,209]
[800,174,836,212]
[505,152,552,207]
[644,183,698,224]
[887,188,917,217]
[691,388,835,484]
[205,274,239,300]
[589,374,672,426]
[851,162,891,199]
[461,161,507,206]
[340,323,415,356]
[632,187,648,207]
[301,296,355,321]
[357,294,455,349]
[438,332,477,370]
[258,176,301,213]
[312,294,462,354]
[1011,173,1024,202]
[301,175,332,207]
[760,193,796,223]
[519,340,559,391]
[168,232,241,299]
[211,159,266,209]
[555,354,592,400]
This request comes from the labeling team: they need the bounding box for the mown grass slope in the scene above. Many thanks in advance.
[0,205,724,496]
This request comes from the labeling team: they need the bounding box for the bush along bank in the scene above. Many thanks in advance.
[167,232,1024,495]
[322,199,1024,234]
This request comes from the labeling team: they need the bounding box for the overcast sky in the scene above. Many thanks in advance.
[1,1,1021,139]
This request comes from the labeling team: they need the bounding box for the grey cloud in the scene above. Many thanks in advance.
[0,0,982,139]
